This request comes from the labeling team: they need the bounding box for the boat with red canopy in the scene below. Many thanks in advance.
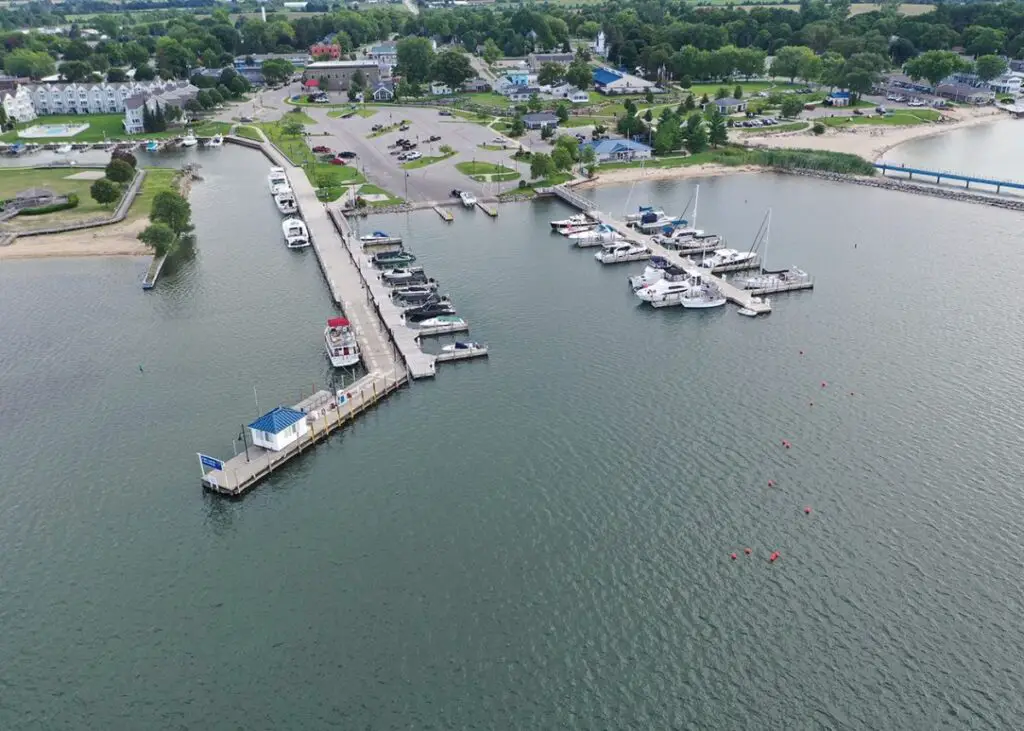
[324,317,360,368]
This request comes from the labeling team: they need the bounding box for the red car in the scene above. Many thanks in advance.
[312,145,332,153]
[329,157,347,165]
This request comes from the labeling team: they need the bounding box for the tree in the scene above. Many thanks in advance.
[540,125,555,140]
[963,26,1005,58]
[151,191,193,235]
[90,178,121,205]
[527,94,543,113]
[155,37,194,79]
[59,61,91,83]
[715,86,730,99]
[397,37,436,84]
[889,38,917,66]
[551,146,573,171]
[771,46,815,82]
[197,90,213,109]
[107,68,128,83]
[653,123,677,155]
[706,108,727,147]
[683,95,696,111]
[580,144,597,174]
[799,54,822,84]
[282,120,305,137]
[184,99,202,115]
[733,84,743,100]
[645,89,654,105]
[509,118,526,137]
[819,52,847,89]
[684,112,708,154]
[530,152,555,180]
[142,103,154,134]
[134,64,156,82]
[4,49,56,79]
[555,103,569,123]
[123,42,150,69]
[105,159,134,184]
[974,55,1008,83]
[565,60,592,92]
[261,58,295,85]
[153,103,166,132]
[780,96,805,118]
[432,49,474,90]
[537,62,564,87]
[138,222,176,257]
[481,39,501,65]
[905,50,970,89]
[112,150,137,169]
[841,52,887,99]
[207,89,224,106]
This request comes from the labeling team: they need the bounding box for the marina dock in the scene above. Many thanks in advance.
[434,205,454,222]
[200,372,403,496]
[552,186,772,315]
[476,201,498,217]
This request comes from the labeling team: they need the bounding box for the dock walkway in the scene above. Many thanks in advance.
[569,197,770,315]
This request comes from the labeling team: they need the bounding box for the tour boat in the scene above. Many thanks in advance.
[680,284,727,309]
[416,315,467,335]
[180,131,198,147]
[372,249,416,266]
[404,300,456,322]
[281,217,310,248]
[627,256,672,290]
[274,190,297,215]
[441,341,487,356]
[693,248,758,270]
[381,267,427,284]
[459,190,477,207]
[624,205,663,223]
[205,135,223,147]
[55,143,73,154]
[550,213,591,231]
[324,316,361,367]
[569,223,617,246]
[268,166,289,195]
[594,243,651,264]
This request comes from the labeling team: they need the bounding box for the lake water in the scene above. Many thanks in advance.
[881,117,1024,183]
[3,145,1024,729]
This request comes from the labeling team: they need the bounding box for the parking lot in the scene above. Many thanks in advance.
[298,104,537,202]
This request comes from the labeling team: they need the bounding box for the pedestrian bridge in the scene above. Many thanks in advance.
[874,163,1024,194]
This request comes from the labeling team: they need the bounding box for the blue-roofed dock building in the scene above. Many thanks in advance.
[248,406,309,452]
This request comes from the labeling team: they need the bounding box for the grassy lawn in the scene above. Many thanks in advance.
[356,183,404,207]
[492,120,513,133]
[455,161,517,176]
[472,171,521,182]
[0,166,111,223]
[458,92,513,107]
[822,109,940,127]
[126,168,177,223]
[328,106,377,118]
[1,114,230,142]
[532,172,573,186]
[564,116,614,127]
[234,125,263,141]
[449,108,496,125]
[310,163,365,201]
[367,122,401,138]
[478,143,509,151]
[402,152,456,169]
[735,121,809,134]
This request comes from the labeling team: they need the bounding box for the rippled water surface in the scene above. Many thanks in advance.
[2,147,1024,729]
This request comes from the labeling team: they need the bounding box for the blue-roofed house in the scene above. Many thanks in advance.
[828,90,851,107]
[592,66,658,95]
[583,138,652,163]
[248,406,309,451]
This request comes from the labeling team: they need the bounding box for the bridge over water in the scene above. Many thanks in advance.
[874,163,1024,194]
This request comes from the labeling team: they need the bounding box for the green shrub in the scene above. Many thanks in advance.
[19,193,80,215]
[812,122,826,135]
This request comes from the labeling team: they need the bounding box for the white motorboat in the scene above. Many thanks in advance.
[594,243,651,264]
[738,297,770,316]
[673,234,723,253]
[205,135,223,147]
[55,143,73,154]
[625,205,664,223]
[558,221,598,236]
[681,284,727,309]
[550,213,591,231]
[416,315,467,335]
[360,230,401,245]
[694,248,758,269]
[282,217,310,248]
[179,131,198,147]
[441,341,487,356]
[381,267,426,284]
[569,223,617,247]
[324,316,361,367]
[268,166,289,195]
[736,268,811,290]
[635,214,686,234]
[459,190,477,207]
[635,272,705,306]
[627,256,672,290]
[274,190,297,214]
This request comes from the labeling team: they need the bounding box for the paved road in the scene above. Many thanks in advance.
[302,104,534,202]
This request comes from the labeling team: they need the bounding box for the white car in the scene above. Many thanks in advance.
[405,151,422,161]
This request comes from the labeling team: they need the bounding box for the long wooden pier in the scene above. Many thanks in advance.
[200,372,403,496]
[875,163,1024,194]
[551,186,772,315]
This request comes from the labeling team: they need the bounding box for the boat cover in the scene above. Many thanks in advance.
[327,317,350,327]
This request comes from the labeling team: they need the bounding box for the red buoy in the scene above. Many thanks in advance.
[821,381,828,388]
[770,551,780,562]
[799,350,804,355]
[744,548,752,555]
[731,553,738,560]
[804,506,811,514]
[768,479,775,487]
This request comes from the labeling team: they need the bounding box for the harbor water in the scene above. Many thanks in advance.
[3,145,1024,728]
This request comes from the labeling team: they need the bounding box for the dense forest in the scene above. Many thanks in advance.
[2,0,1024,83]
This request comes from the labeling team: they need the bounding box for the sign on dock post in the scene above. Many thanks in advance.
[198,452,225,472]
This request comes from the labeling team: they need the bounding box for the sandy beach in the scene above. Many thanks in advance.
[739,105,1003,161]
[0,219,150,260]
[575,164,763,189]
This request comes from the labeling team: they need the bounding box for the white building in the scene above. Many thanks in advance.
[2,85,37,123]
[592,31,606,57]
[430,82,453,96]
[247,406,309,452]
[122,81,199,134]
[25,80,175,116]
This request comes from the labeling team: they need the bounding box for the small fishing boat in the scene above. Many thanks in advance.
[205,135,223,147]
[569,223,617,247]
[441,341,487,355]
[390,281,438,298]
[459,190,477,207]
[405,300,456,322]
[145,141,160,152]
[372,249,416,267]
[179,130,198,147]
[594,243,651,264]
[381,267,427,285]
[680,284,727,309]
[268,166,288,195]
[274,190,297,215]
[281,217,310,248]
[324,316,361,367]
[395,288,447,306]
[694,248,758,270]
[360,231,400,245]
[402,294,452,312]
[550,213,591,231]
[415,315,467,335]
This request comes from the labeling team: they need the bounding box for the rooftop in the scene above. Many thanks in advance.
[586,138,652,153]
[249,406,306,435]
[306,60,379,69]
[714,97,745,106]
[523,112,559,122]
[593,68,621,86]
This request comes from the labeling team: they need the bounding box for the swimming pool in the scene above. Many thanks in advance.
[19,123,91,139]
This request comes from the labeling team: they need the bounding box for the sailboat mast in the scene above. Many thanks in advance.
[764,208,771,270]
[693,184,699,230]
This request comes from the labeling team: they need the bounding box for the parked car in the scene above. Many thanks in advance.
[240,116,253,123]
[329,157,347,165]
[427,135,441,142]
[312,145,332,153]
[399,124,410,131]
[337,151,357,159]
[439,110,453,116]
[397,152,409,160]
[405,151,422,161]
[371,124,383,132]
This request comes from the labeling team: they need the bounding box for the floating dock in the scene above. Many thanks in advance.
[435,345,489,362]
[200,373,403,496]
[476,201,498,217]
[415,320,470,337]
[359,235,403,249]
[748,279,814,296]
[434,205,454,222]
[551,186,772,315]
